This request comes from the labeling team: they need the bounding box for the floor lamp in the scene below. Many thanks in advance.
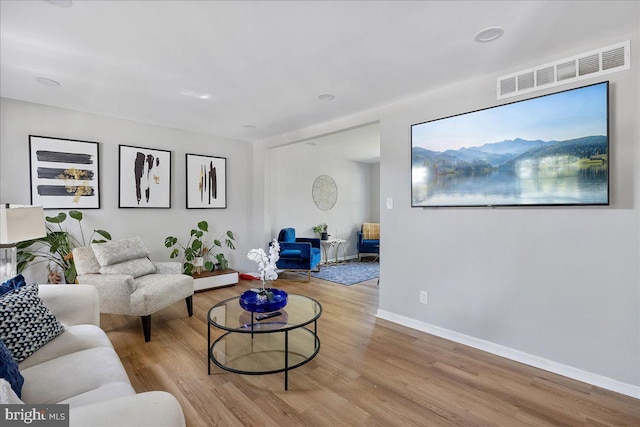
[0,204,47,284]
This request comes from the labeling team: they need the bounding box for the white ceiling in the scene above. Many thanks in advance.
[1,1,638,146]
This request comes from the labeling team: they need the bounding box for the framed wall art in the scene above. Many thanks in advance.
[29,135,101,209]
[119,145,171,208]
[186,153,227,209]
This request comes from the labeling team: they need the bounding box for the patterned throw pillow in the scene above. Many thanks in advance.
[0,339,24,398]
[0,274,27,297]
[0,284,65,363]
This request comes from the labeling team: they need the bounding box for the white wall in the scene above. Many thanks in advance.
[0,98,257,281]
[260,30,640,394]
[269,139,375,259]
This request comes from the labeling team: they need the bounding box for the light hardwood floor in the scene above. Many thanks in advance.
[101,274,640,426]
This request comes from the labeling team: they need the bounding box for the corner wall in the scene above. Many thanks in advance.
[0,98,257,280]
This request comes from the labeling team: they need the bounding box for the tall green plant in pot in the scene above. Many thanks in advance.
[17,210,111,284]
[164,221,236,276]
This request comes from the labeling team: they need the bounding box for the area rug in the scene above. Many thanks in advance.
[308,261,379,286]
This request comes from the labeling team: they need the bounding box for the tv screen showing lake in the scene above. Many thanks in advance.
[411,82,609,207]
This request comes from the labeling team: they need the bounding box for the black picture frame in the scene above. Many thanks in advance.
[29,135,101,209]
[119,145,172,208]
[185,153,227,209]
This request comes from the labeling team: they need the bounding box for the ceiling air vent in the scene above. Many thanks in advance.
[603,45,626,70]
[579,54,600,76]
[500,76,516,96]
[497,40,630,99]
[557,60,577,81]
[517,72,535,90]
[536,66,555,86]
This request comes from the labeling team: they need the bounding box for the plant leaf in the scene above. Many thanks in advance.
[46,213,66,224]
[198,221,208,232]
[165,236,177,247]
[215,254,228,269]
[184,263,193,276]
[69,210,83,221]
[226,230,234,240]
[170,248,179,258]
[94,229,112,240]
[204,261,215,271]
[192,240,202,251]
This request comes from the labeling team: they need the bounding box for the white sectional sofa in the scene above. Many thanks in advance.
[7,284,186,427]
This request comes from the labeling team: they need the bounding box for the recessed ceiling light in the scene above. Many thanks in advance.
[242,124,256,129]
[180,89,211,100]
[474,27,504,43]
[306,141,317,146]
[36,77,61,87]
[318,94,335,101]
[44,0,73,8]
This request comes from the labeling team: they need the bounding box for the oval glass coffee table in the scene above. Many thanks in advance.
[207,293,322,390]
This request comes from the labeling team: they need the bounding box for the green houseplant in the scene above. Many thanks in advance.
[313,223,329,240]
[17,210,112,284]
[164,221,236,276]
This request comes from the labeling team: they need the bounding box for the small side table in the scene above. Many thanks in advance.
[320,239,347,264]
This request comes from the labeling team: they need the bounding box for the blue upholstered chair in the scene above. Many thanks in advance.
[276,228,321,281]
[357,222,380,261]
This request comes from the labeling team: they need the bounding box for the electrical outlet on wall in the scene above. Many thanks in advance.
[420,291,428,305]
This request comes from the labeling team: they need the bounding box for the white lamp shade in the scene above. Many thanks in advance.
[0,205,47,244]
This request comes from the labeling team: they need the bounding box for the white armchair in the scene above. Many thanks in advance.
[72,237,194,342]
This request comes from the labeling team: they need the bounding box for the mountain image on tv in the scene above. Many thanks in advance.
[411,82,609,207]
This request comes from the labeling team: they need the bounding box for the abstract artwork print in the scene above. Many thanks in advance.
[29,136,100,209]
[119,145,171,208]
[186,154,226,208]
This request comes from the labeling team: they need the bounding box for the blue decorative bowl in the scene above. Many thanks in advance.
[239,288,288,313]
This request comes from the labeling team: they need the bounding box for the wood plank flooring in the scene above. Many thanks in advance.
[101,273,640,426]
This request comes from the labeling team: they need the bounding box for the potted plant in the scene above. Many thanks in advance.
[164,221,236,276]
[313,223,329,240]
[17,210,112,284]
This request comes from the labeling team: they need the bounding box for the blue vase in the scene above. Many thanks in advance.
[239,288,288,313]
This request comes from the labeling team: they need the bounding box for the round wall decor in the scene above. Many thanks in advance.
[312,175,338,211]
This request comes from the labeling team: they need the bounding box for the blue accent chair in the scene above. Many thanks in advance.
[276,228,321,281]
[357,224,380,261]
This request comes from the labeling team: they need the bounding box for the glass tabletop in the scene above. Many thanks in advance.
[208,293,322,333]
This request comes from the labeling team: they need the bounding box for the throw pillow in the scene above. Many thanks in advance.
[73,246,102,275]
[362,223,380,240]
[0,378,23,404]
[92,236,150,266]
[0,274,26,297]
[0,284,65,363]
[0,339,24,398]
[99,257,157,278]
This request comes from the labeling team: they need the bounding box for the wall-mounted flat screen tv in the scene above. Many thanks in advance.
[411,81,609,207]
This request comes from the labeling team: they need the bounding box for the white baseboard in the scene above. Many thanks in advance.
[376,309,640,399]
